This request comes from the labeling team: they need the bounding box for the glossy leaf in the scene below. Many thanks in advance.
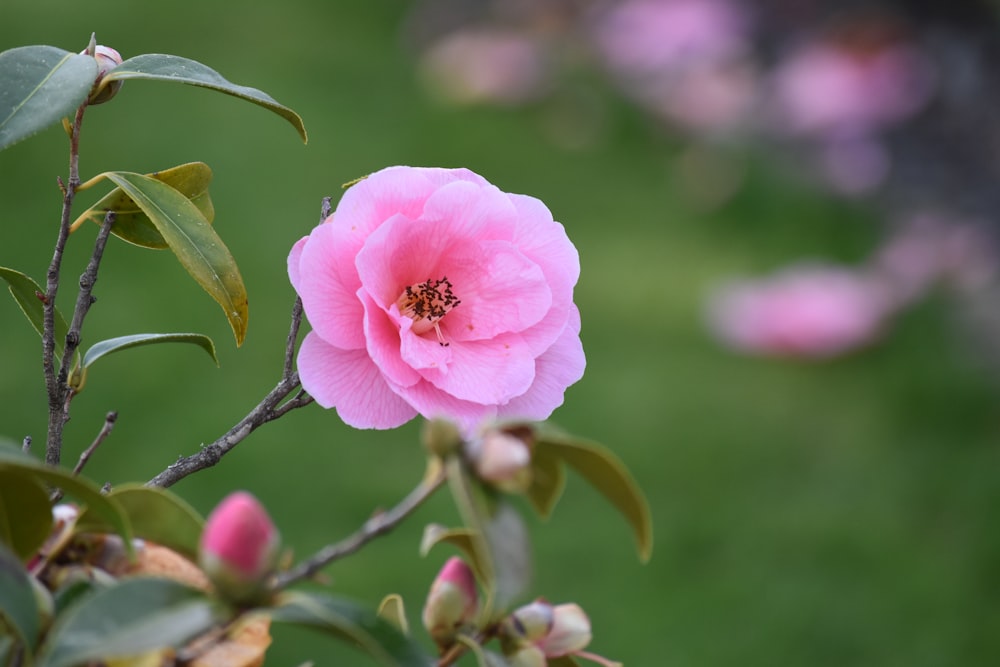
[525,444,566,520]
[0,541,41,655]
[536,431,653,563]
[36,577,223,667]
[270,591,431,666]
[377,594,409,636]
[102,54,307,143]
[83,333,218,370]
[445,459,532,618]
[75,484,204,562]
[0,440,132,555]
[0,266,69,363]
[74,162,215,249]
[101,171,248,346]
[0,468,53,561]
[0,45,97,151]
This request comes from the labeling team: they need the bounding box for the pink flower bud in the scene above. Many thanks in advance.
[468,430,532,492]
[503,600,600,664]
[199,491,279,605]
[421,556,478,646]
[81,44,123,104]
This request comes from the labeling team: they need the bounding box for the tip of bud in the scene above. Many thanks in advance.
[80,43,123,105]
[199,491,280,605]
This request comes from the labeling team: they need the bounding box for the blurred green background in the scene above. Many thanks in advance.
[2,2,1000,665]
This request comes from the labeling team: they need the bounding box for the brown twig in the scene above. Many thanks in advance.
[272,462,447,590]
[146,297,311,488]
[72,411,118,476]
[43,103,88,466]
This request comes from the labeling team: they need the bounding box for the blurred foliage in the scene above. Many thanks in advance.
[1,1,999,665]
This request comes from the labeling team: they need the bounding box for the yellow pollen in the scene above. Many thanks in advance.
[396,277,461,346]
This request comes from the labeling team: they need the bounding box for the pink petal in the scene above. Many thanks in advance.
[539,603,592,657]
[444,239,551,341]
[297,332,417,429]
[391,381,499,436]
[420,179,519,241]
[397,309,454,371]
[297,222,366,350]
[287,236,308,293]
[420,332,536,405]
[361,292,422,388]
[498,305,585,421]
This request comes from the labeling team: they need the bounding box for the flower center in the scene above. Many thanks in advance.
[396,277,461,346]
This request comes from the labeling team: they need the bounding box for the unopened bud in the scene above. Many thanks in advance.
[421,556,478,646]
[422,417,464,458]
[199,491,280,605]
[507,646,547,667]
[467,430,532,493]
[81,43,123,104]
[504,599,555,643]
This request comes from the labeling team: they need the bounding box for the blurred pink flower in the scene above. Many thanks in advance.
[706,264,892,358]
[199,491,279,604]
[419,29,551,106]
[770,41,934,137]
[289,166,584,433]
[593,0,748,76]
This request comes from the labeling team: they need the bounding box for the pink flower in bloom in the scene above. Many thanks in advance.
[199,491,280,604]
[706,264,892,358]
[289,166,585,433]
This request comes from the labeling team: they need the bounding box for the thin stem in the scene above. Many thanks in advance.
[43,103,88,465]
[72,411,117,476]
[146,296,310,488]
[273,462,447,590]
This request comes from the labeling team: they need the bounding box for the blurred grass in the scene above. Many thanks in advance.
[2,2,1000,665]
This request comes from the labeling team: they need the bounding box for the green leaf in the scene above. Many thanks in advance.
[269,591,431,667]
[419,524,490,587]
[525,444,566,520]
[536,431,653,563]
[0,266,69,363]
[83,333,218,370]
[74,162,215,249]
[0,441,132,555]
[0,45,97,151]
[0,469,53,561]
[445,459,532,618]
[75,484,204,562]
[102,54,307,143]
[101,171,249,346]
[376,594,409,636]
[0,541,41,655]
[36,577,223,667]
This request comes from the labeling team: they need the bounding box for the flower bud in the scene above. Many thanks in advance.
[199,491,280,605]
[421,556,478,646]
[504,599,555,643]
[467,429,532,493]
[80,43,123,105]
[422,417,464,458]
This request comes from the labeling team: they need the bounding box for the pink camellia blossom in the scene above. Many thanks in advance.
[706,264,893,359]
[199,491,280,604]
[289,166,585,433]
